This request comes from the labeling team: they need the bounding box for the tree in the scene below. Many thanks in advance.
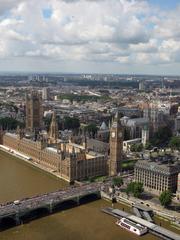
[133,182,144,198]
[130,143,143,152]
[126,182,144,198]
[159,190,172,207]
[84,123,98,137]
[63,117,80,130]
[145,142,152,150]
[169,136,180,151]
[151,126,172,146]
[0,117,24,130]
[112,177,123,187]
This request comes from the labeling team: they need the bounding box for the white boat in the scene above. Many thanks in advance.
[116,218,148,236]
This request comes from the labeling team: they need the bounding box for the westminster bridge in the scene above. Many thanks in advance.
[0,183,101,230]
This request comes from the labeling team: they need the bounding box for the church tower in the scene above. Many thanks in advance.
[26,91,43,132]
[109,111,123,176]
[48,111,59,143]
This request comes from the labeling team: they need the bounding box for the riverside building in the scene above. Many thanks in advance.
[2,107,108,182]
[134,159,180,195]
[1,90,124,182]
[2,130,107,182]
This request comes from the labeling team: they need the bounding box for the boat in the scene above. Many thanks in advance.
[116,218,148,236]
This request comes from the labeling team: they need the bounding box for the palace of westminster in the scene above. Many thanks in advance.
[0,91,123,183]
[0,91,180,197]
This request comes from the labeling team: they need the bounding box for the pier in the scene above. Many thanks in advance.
[133,203,154,222]
[102,207,180,240]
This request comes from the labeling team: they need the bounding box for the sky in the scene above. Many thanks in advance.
[0,0,180,75]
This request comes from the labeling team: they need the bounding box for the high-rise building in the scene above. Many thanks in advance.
[139,80,145,91]
[42,87,49,101]
[25,91,43,132]
[109,112,123,176]
[143,102,165,135]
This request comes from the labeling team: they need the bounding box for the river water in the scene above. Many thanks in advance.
[0,150,179,240]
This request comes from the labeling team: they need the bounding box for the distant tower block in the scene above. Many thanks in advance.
[109,112,124,176]
[26,91,43,132]
[139,80,145,91]
[48,111,59,143]
[142,125,149,146]
[42,87,49,101]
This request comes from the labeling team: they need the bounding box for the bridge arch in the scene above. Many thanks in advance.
[0,216,17,230]
[20,207,49,222]
[52,199,78,212]
[79,192,100,205]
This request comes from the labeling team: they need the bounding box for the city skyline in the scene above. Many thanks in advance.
[0,0,180,75]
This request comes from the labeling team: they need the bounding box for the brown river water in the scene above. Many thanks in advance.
[0,150,179,240]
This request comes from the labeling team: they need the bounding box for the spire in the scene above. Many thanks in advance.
[48,111,59,142]
[108,120,111,129]
[114,111,119,121]
[52,111,56,121]
[16,125,24,139]
[111,111,121,129]
[71,146,76,158]
[100,121,108,130]
[16,125,20,133]
[83,134,87,149]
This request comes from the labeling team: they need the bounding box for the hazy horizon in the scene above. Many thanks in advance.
[0,0,180,75]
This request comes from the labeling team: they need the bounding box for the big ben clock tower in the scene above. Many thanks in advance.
[109,111,123,176]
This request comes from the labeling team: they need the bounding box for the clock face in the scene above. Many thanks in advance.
[111,132,115,138]
[118,132,122,138]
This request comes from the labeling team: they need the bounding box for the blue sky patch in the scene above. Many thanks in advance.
[149,0,179,10]
[42,8,53,19]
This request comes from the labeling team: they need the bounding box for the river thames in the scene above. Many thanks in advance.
[0,150,179,240]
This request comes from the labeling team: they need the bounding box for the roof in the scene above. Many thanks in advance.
[133,203,152,212]
[87,138,109,153]
[135,160,180,175]
[69,143,85,150]
[128,215,155,228]
[122,118,149,127]
[123,138,141,144]
[100,121,108,130]
[46,147,58,153]
[5,132,17,138]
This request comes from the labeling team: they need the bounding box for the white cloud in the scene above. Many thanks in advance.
[0,0,180,73]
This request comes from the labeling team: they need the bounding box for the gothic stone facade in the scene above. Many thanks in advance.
[109,112,123,176]
[26,91,43,131]
[3,133,107,182]
[134,160,180,194]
